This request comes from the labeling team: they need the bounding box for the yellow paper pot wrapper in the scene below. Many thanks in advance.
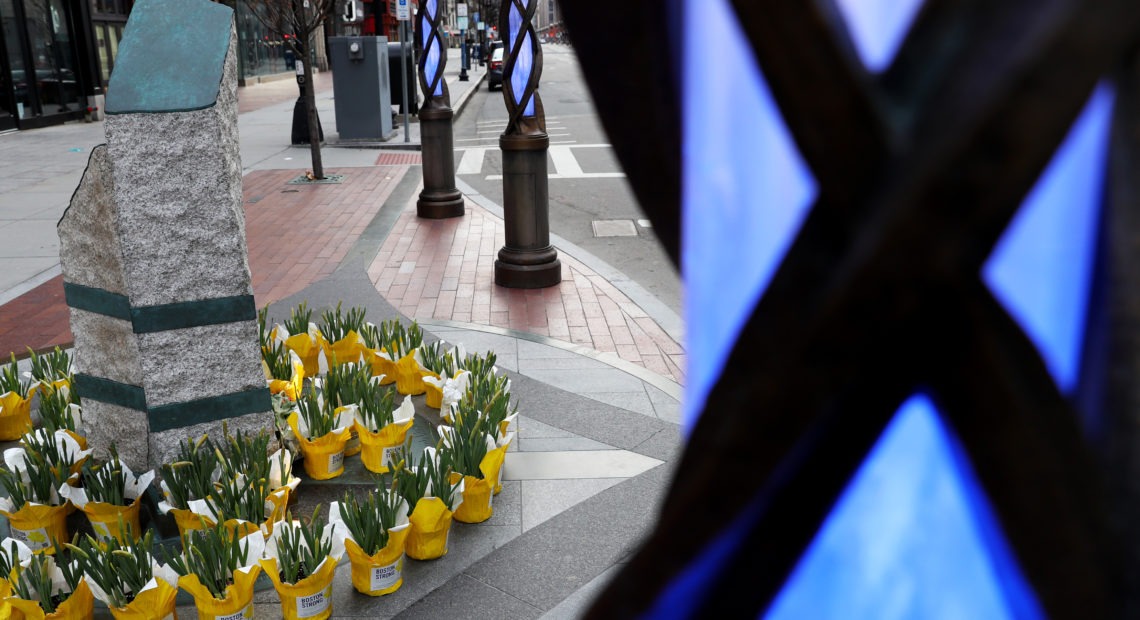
[0,579,12,619]
[344,527,411,596]
[2,502,72,554]
[363,348,397,385]
[63,430,88,452]
[287,413,351,481]
[82,497,143,544]
[423,381,443,409]
[406,497,457,560]
[337,406,362,458]
[492,432,514,495]
[8,578,94,620]
[179,564,261,620]
[284,331,324,378]
[267,350,306,402]
[393,353,426,396]
[108,578,178,620]
[452,443,507,523]
[322,331,363,367]
[170,508,214,540]
[0,388,36,441]
[259,556,337,620]
[355,396,415,474]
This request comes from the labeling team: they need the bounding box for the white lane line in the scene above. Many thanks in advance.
[549,145,583,176]
[485,172,626,181]
[456,147,487,175]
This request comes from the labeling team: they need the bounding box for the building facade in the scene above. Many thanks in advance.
[0,0,107,130]
[0,0,332,132]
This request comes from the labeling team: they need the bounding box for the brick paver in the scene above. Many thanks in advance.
[367,202,686,384]
[375,152,423,166]
[244,166,409,305]
[0,165,409,358]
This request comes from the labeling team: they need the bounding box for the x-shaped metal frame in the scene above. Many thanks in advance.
[416,0,451,111]
[499,0,546,137]
[576,0,1140,616]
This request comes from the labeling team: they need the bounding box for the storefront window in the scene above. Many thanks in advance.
[94,21,122,86]
[22,0,81,116]
[1,0,29,118]
[236,1,287,80]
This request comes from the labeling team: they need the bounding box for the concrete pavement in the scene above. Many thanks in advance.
[0,46,682,618]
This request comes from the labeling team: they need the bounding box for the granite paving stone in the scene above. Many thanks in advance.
[522,367,646,395]
[521,478,623,532]
[518,436,615,453]
[583,390,657,418]
[517,338,581,359]
[646,382,683,425]
[503,451,663,481]
[464,465,672,611]
[517,415,579,440]
[396,574,542,620]
[538,563,624,619]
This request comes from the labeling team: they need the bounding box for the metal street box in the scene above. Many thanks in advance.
[330,36,394,140]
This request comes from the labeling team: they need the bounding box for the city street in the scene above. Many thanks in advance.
[452,43,683,315]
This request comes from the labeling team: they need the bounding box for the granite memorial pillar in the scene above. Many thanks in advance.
[57,0,272,470]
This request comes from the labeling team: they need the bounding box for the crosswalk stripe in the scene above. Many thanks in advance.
[550,146,583,176]
[457,147,486,175]
[485,173,626,181]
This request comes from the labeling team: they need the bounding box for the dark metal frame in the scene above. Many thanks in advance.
[559,0,1140,616]
[415,0,464,219]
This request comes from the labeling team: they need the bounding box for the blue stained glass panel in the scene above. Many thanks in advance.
[508,3,535,116]
[983,85,1113,393]
[681,0,816,431]
[832,0,925,72]
[766,397,1044,620]
[423,0,442,97]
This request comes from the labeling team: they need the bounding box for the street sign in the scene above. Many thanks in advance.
[396,0,409,20]
[457,3,467,17]
[458,16,468,30]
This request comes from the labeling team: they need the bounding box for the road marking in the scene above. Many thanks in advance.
[485,173,626,180]
[476,120,564,126]
[550,145,583,176]
[456,148,486,175]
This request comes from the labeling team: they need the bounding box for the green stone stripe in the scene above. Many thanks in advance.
[147,388,272,433]
[130,295,257,334]
[62,281,256,334]
[75,375,270,432]
[74,374,148,412]
[63,283,132,322]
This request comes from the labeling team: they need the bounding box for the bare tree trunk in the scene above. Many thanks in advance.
[303,35,324,179]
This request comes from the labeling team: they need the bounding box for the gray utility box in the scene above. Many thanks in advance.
[329,36,393,140]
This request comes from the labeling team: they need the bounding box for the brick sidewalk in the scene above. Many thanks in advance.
[368,201,687,384]
[0,161,685,387]
[0,164,409,358]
